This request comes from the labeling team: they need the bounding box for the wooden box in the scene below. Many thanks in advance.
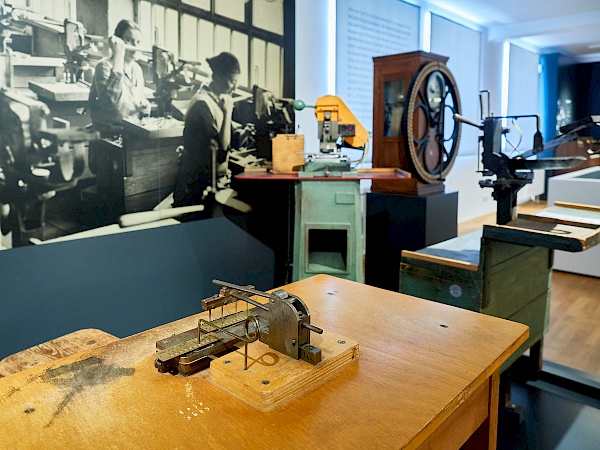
[94,119,184,216]
[272,134,304,173]
[400,231,551,371]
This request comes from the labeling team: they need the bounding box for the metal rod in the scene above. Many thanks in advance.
[212,280,270,311]
[198,316,256,344]
[211,144,217,191]
[102,38,153,55]
[453,113,483,129]
[213,279,272,298]
[302,323,324,334]
[227,291,269,311]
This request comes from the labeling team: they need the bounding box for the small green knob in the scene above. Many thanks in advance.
[293,99,306,111]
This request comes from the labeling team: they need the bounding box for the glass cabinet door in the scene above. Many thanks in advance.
[383,80,406,137]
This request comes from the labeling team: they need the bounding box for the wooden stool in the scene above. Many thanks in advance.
[0,328,118,377]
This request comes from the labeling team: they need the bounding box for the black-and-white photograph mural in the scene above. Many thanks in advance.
[0,0,294,250]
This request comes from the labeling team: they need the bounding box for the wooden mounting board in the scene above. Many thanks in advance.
[483,208,600,252]
[210,331,359,411]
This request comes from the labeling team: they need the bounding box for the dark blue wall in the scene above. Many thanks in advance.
[0,218,275,359]
[557,61,600,140]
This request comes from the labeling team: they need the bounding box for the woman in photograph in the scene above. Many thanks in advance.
[172,51,241,216]
[88,19,150,137]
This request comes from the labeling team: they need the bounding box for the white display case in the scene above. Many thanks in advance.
[547,166,600,277]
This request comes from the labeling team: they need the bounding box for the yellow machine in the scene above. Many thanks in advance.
[313,95,369,152]
[295,95,369,171]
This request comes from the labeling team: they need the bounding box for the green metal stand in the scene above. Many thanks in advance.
[293,180,363,282]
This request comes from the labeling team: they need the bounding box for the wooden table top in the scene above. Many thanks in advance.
[122,117,184,139]
[28,81,90,102]
[235,168,412,181]
[0,275,527,449]
[484,201,600,252]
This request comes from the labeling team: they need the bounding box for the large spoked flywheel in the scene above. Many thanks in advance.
[402,61,461,183]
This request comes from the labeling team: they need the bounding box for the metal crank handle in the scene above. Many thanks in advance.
[453,114,483,130]
[302,323,323,334]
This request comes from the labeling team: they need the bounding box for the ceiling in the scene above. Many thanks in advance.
[428,0,600,64]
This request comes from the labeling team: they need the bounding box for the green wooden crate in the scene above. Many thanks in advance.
[399,203,600,372]
[400,229,551,370]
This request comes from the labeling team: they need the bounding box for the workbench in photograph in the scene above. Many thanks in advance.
[93,117,184,216]
[28,80,91,128]
[0,275,527,450]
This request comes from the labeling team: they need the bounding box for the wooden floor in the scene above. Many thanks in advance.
[458,200,600,378]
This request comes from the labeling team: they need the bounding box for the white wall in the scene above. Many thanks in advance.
[294,0,331,154]
[445,35,505,222]
[295,1,542,223]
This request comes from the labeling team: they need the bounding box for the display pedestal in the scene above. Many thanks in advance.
[365,190,458,291]
[548,167,600,277]
[293,180,363,282]
[233,170,412,286]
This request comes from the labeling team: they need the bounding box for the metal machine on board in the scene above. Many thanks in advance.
[294,95,369,175]
[154,279,324,375]
[454,93,597,224]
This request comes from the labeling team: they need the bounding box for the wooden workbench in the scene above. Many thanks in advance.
[94,117,184,215]
[400,202,600,376]
[28,80,90,102]
[28,80,91,128]
[0,275,527,449]
[10,55,64,88]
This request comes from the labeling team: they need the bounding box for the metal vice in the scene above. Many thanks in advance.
[0,88,98,246]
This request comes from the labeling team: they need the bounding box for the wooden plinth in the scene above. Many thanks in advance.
[210,331,359,411]
[372,178,445,195]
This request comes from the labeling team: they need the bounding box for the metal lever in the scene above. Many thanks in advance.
[302,323,323,334]
[453,113,483,129]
